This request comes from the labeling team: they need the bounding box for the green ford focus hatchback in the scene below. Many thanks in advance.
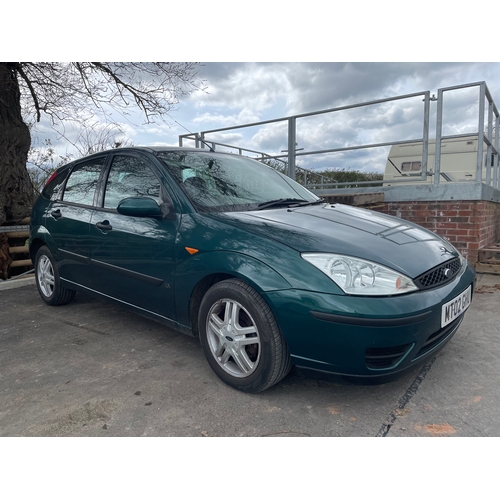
[30,147,475,392]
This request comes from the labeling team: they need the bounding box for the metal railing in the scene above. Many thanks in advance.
[435,82,500,188]
[179,81,500,191]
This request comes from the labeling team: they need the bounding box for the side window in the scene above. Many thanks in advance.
[42,168,70,201]
[401,161,422,173]
[62,158,105,205]
[103,155,161,209]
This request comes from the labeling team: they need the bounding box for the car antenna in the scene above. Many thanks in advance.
[175,121,215,152]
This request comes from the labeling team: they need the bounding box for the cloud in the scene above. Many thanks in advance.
[190,63,292,113]
[192,108,261,128]
[28,62,500,176]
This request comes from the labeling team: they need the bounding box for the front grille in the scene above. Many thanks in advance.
[412,316,462,360]
[365,343,413,369]
[415,258,462,290]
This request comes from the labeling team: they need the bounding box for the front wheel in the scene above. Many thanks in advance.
[198,278,292,393]
[35,246,76,306]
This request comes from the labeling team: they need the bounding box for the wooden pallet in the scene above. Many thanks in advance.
[478,242,500,264]
[476,241,500,274]
[0,218,33,280]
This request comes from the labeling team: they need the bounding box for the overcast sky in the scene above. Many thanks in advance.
[29,62,500,175]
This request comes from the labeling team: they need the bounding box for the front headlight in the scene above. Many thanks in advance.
[302,253,419,296]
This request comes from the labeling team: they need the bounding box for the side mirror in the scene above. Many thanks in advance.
[117,197,162,218]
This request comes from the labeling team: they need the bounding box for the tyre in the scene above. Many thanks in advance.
[198,278,292,393]
[34,246,76,306]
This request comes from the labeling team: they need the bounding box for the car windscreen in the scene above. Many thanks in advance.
[156,151,319,212]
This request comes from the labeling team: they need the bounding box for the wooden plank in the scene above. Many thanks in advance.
[9,259,32,268]
[9,246,29,255]
[5,231,29,239]
[475,262,500,275]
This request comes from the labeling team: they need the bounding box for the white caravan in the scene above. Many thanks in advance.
[383,135,495,185]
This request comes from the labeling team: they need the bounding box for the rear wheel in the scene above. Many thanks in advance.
[35,246,76,306]
[198,278,292,393]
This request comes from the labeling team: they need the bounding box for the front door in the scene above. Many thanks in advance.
[89,153,179,322]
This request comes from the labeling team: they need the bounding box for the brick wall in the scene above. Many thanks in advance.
[374,200,500,264]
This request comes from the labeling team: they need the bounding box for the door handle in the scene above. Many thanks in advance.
[96,220,113,231]
[50,209,62,219]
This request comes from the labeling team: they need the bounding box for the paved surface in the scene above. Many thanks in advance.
[0,272,499,437]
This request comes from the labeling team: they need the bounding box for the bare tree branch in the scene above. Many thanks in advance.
[15,63,41,122]
[0,61,206,225]
[16,62,206,126]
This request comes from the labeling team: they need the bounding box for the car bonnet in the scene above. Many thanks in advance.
[217,203,460,278]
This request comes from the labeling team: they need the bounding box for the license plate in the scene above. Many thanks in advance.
[441,285,472,328]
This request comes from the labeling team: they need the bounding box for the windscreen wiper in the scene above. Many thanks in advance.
[255,198,324,210]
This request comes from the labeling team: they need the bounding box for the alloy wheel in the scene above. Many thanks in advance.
[206,298,261,378]
[37,254,55,298]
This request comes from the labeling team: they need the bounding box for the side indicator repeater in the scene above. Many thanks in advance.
[185,247,199,255]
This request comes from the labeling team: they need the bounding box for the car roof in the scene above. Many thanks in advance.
[93,146,210,156]
[75,146,235,163]
[130,146,209,153]
[59,146,222,169]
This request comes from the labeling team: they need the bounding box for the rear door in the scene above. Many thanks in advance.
[44,155,107,286]
[88,152,180,321]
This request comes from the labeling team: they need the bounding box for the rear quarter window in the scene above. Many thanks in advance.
[41,167,70,201]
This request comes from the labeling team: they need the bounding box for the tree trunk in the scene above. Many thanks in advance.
[0,63,34,226]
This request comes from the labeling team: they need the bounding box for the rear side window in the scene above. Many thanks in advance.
[62,158,105,206]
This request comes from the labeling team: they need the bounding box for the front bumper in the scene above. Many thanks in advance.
[264,263,476,377]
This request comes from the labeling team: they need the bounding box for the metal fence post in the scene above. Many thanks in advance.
[477,83,486,182]
[434,89,444,186]
[287,117,296,180]
[486,96,493,185]
[421,91,430,182]
[494,115,500,190]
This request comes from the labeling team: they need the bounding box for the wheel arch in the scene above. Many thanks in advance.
[29,224,56,263]
[29,237,47,262]
[181,251,292,336]
[188,273,234,337]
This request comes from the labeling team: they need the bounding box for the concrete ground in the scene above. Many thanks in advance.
[0,272,499,437]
